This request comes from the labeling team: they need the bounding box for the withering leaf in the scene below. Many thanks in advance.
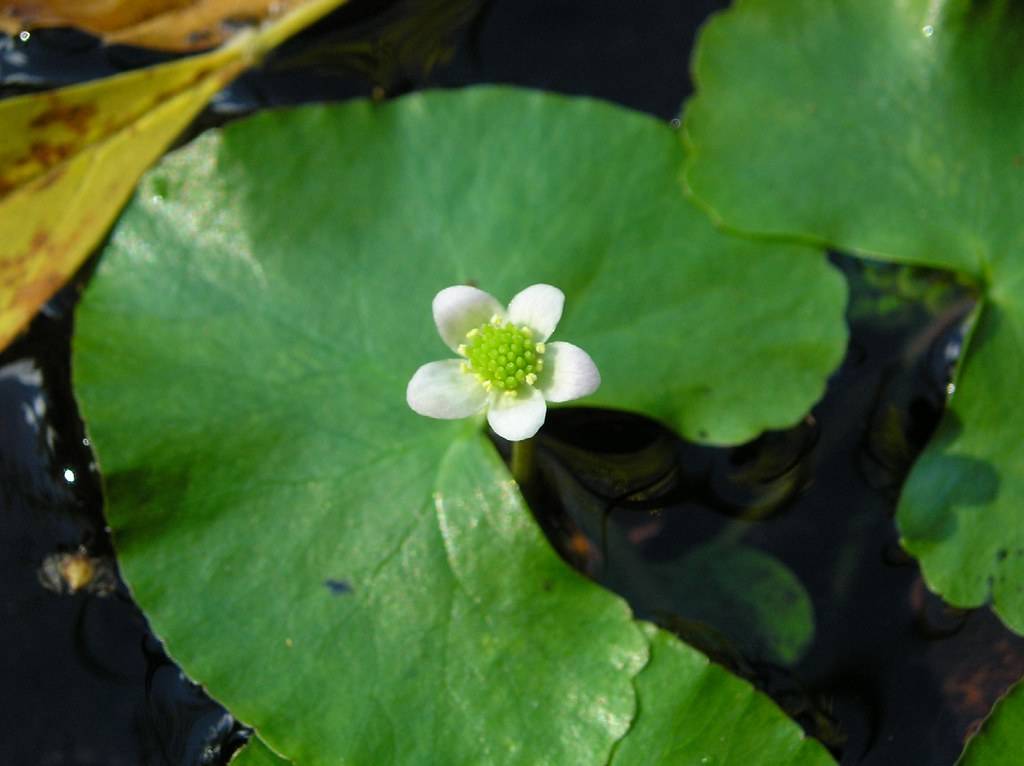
[0,0,311,51]
[0,0,348,353]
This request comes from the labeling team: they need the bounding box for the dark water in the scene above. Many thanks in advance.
[2,2,1022,765]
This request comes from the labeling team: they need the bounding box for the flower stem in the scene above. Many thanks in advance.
[510,438,536,489]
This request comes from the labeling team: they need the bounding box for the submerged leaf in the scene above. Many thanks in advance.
[0,0,348,353]
[539,441,816,667]
[657,543,815,667]
[684,0,1024,635]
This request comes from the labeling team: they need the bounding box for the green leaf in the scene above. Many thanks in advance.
[232,737,290,765]
[684,0,1024,633]
[0,0,350,353]
[73,87,843,763]
[612,626,832,766]
[958,681,1024,765]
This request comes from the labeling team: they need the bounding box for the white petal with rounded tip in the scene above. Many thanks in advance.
[537,342,601,403]
[506,284,564,341]
[433,286,504,353]
[487,387,547,441]
[407,360,488,419]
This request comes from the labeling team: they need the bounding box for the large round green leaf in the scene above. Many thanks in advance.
[684,0,1024,634]
[73,87,841,763]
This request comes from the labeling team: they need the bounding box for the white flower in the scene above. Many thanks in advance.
[406,284,601,441]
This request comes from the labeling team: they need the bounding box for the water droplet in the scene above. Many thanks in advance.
[670,118,681,129]
[946,382,956,397]
[18,30,30,42]
[151,195,164,205]
[922,24,934,37]
[63,468,76,483]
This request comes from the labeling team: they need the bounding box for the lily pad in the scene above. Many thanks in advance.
[684,0,1024,634]
[73,87,842,763]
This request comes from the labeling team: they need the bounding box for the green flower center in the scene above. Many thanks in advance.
[459,317,545,394]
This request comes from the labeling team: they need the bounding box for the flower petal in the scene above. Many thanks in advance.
[433,286,504,353]
[407,360,488,419]
[537,342,601,403]
[506,284,564,341]
[487,387,547,441]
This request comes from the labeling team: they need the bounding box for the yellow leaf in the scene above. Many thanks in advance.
[0,0,348,352]
[0,0,312,52]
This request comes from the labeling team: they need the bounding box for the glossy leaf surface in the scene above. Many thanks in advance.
[74,88,842,763]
